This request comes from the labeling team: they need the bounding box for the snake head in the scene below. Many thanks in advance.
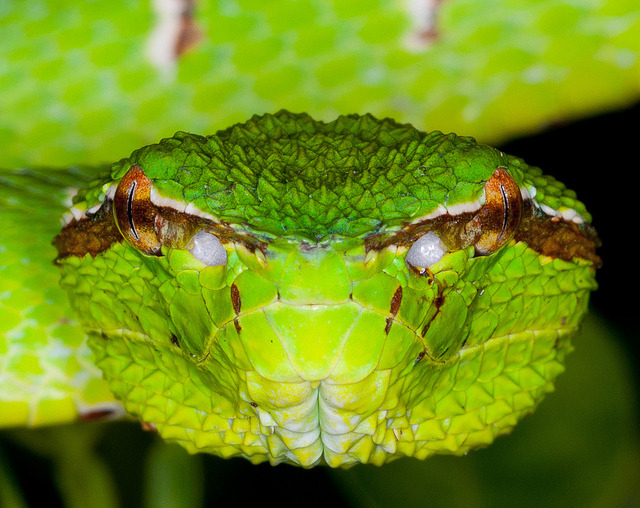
[53,112,599,467]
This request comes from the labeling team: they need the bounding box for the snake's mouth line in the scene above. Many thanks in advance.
[91,323,574,430]
[93,298,579,387]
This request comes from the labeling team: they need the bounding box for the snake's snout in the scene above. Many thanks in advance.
[277,246,352,305]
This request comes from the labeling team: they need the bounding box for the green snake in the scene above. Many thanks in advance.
[0,111,600,467]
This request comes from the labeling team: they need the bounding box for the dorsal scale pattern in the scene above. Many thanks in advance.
[102,111,530,241]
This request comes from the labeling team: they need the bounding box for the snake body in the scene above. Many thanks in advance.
[0,111,599,467]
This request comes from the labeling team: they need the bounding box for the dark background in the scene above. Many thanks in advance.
[500,100,640,377]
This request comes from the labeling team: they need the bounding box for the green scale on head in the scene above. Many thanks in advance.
[53,111,599,467]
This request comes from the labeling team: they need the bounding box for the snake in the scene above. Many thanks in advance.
[0,110,600,467]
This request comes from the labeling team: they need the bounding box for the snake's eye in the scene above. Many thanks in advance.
[469,166,523,255]
[188,230,227,266]
[405,232,448,271]
[113,165,162,256]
